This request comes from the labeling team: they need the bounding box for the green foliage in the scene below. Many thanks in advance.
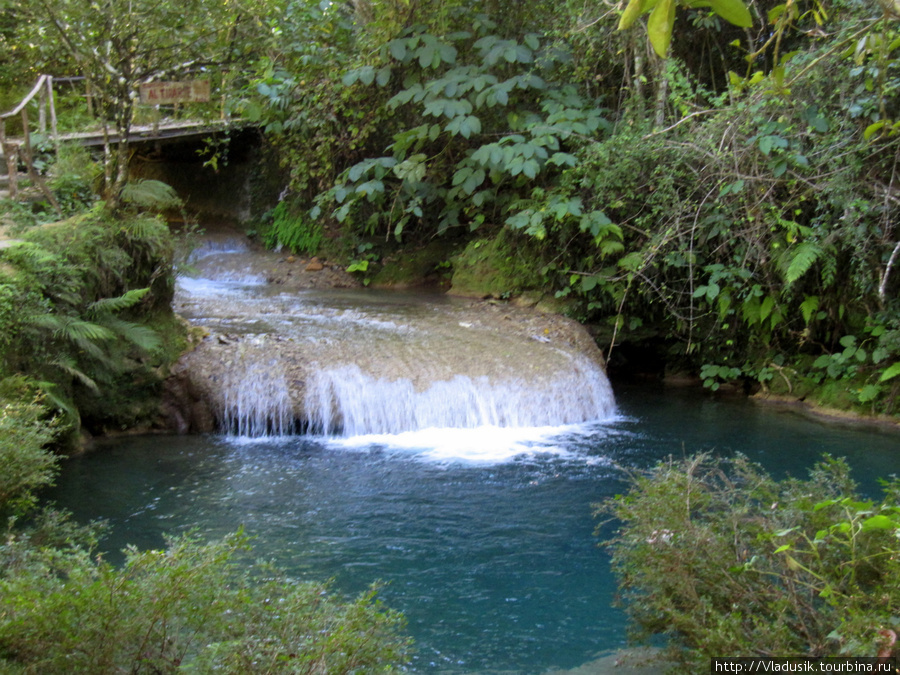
[237,0,383,207]
[699,363,742,390]
[120,179,183,212]
[598,454,900,668]
[0,529,411,674]
[39,143,101,219]
[262,201,324,255]
[449,232,545,298]
[244,0,900,416]
[499,17,900,413]
[0,379,58,518]
[0,208,177,434]
[0,141,100,228]
[317,21,609,242]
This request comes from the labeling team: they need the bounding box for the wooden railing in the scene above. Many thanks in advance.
[0,74,60,210]
[2,74,236,209]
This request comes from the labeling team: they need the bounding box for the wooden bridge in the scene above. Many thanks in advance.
[0,75,236,204]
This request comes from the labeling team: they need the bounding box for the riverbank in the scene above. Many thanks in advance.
[751,390,900,431]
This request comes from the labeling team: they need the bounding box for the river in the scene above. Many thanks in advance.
[46,235,900,674]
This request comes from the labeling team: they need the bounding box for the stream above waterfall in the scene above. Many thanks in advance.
[172,232,616,439]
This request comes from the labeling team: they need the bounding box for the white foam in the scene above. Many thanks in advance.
[323,422,611,464]
[220,360,294,437]
[188,238,250,260]
[177,276,265,296]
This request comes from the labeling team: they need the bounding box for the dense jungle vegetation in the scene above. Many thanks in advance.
[3,0,900,415]
[2,0,900,669]
[14,0,886,415]
[231,0,900,417]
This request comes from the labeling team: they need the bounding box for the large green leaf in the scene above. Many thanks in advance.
[619,0,648,29]
[861,514,897,531]
[647,0,676,57]
[880,362,900,382]
[388,39,408,61]
[700,0,752,26]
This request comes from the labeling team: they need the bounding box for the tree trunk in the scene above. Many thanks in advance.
[654,55,669,130]
[107,97,134,211]
[631,34,646,119]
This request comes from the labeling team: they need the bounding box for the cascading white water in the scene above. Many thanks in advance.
[220,360,294,436]
[304,356,615,436]
[177,230,617,440]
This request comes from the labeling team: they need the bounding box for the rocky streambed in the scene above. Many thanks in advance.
[163,228,613,436]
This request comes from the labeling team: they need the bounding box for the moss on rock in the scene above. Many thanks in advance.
[448,231,544,299]
[371,240,457,289]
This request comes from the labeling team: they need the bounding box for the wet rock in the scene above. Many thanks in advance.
[168,229,611,435]
[159,368,217,434]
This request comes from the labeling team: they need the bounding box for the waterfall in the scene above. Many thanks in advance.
[220,359,294,437]
[178,235,618,441]
[304,357,615,436]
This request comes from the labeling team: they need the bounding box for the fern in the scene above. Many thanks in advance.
[55,319,116,344]
[800,295,820,325]
[262,202,324,255]
[25,313,67,333]
[122,216,169,242]
[2,242,59,269]
[120,180,183,211]
[101,315,161,353]
[49,358,100,394]
[88,288,151,316]
[785,241,822,284]
[16,379,77,424]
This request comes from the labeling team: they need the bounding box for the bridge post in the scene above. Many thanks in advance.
[0,123,17,199]
[38,86,47,134]
[6,148,18,199]
[1,147,17,200]
[19,106,61,215]
[47,76,59,151]
[85,77,95,118]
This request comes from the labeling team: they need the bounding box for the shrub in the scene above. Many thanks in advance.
[0,529,411,674]
[0,378,58,518]
[597,454,900,668]
[0,208,178,435]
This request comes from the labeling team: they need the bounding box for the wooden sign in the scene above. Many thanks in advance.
[139,80,210,105]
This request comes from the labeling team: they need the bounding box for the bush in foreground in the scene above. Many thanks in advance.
[0,396,409,673]
[598,454,900,669]
[0,527,410,674]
